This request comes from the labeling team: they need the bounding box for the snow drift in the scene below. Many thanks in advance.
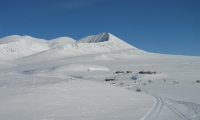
[48,37,76,48]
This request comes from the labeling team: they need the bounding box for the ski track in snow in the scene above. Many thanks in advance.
[140,94,164,120]
[165,98,200,120]
[140,94,200,120]
[165,103,192,120]
[140,93,200,120]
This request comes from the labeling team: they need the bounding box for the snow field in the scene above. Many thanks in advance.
[0,74,154,120]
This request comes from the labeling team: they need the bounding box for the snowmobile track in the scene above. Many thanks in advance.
[140,94,164,120]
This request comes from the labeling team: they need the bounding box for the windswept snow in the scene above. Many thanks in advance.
[95,54,113,60]
[49,64,109,77]
[77,32,109,43]
[0,74,154,120]
[77,32,139,50]
[0,33,200,120]
[56,64,110,71]
[48,37,76,48]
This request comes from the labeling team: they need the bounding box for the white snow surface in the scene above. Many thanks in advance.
[0,33,200,120]
[48,37,76,48]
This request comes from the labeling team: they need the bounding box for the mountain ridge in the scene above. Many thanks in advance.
[0,32,142,61]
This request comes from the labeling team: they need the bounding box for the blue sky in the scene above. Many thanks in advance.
[0,0,199,56]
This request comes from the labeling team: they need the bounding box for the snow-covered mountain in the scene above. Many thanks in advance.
[77,32,121,43]
[0,32,142,61]
[77,32,139,51]
[57,32,140,54]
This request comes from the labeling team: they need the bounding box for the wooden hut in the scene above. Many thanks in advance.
[105,78,115,81]
[139,71,156,74]
[127,71,133,73]
[115,71,124,74]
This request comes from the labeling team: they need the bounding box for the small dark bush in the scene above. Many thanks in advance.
[136,87,141,92]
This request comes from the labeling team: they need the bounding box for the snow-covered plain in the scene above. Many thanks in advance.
[0,33,200,120]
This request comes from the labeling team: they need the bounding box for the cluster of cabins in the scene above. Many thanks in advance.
[114,70,156,74]
[115,71,133,74]
[105,70,157,81]
[105,71,133,81]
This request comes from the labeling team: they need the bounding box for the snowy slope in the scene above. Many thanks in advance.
[77,32,138,50]
[48,37,76,48]
[0,73,154,120]
[0,35,76,60]
[0,35,49,60]
[77,32,110,43]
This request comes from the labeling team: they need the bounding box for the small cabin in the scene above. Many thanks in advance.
[105,78,115,81]
[127,71,133,73]
[139,71,156,74]
[115,71,124,74]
